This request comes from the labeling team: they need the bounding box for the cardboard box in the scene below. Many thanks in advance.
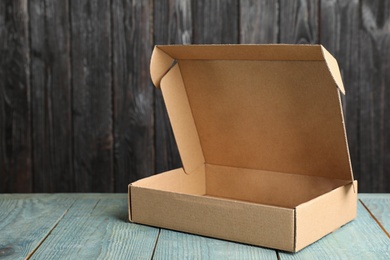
[128,44,357,252]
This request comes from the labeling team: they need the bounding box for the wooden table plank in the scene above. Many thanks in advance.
[153,229,277,260]
[0,194,75,259]
[1,194,388,259]
[360,194,390,236]
[29,194,159,259]
[279,201,390,259]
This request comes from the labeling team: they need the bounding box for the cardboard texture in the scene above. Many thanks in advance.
[128,44,358,252]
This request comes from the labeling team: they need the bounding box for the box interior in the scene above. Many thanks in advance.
[139,44,355,210]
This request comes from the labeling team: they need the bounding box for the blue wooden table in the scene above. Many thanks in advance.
[0,194,389,259]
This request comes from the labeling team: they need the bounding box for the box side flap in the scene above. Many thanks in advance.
[157,44,325,61]
[321,46,346,94]
[295,180,358,251]
[131,187,295,251]
[160,64,205,174]
[150,46,175,88]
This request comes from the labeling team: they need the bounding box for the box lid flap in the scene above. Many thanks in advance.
[151,44,354,182]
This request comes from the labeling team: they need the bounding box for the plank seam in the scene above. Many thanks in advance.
[25,200,76,260]
[91,199,101,213]
[276,250,281,260]
[317,0,321,44]
[27,0,34,193]
[359,199,390,238]
[109,0,116,193]
[277,0,281,43]
[237,0,241,44]
[150,228,161,260]
[68,0,75,192]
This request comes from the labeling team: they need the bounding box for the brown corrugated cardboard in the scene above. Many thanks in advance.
[128,44,358,252]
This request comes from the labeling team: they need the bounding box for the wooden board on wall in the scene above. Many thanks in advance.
[70,0,113,192]
[29,0,73,192]
[192,0,239,44]
[112,0,154,191]
[279,0,319,44]
[0,0,32,192]
[239,0,279,44]
[359,0,390,192]
[0,0,389,193]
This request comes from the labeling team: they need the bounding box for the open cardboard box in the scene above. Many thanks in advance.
[128,45,357,252]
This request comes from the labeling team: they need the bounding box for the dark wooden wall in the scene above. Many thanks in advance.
[0,0,389,193]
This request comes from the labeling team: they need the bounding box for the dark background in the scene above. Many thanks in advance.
[0,0,389,193]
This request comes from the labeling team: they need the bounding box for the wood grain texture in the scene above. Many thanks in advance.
[239,0,279,44]
[29,195,159,259]
[320,0,361,189]
[154,0,192,45]
[112,0,154,191]
[0,0,32,192]
[0,1,389,193]
[192,0,239,44]
[279,202,390,259]
[70,0,114,192]
[29,0,73,192]
[153,0,191,173]
[279,0,319,44]
[153,229,277,260]
[358,0,390,192]
[0,194,74,260]
[360,194,390,236]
